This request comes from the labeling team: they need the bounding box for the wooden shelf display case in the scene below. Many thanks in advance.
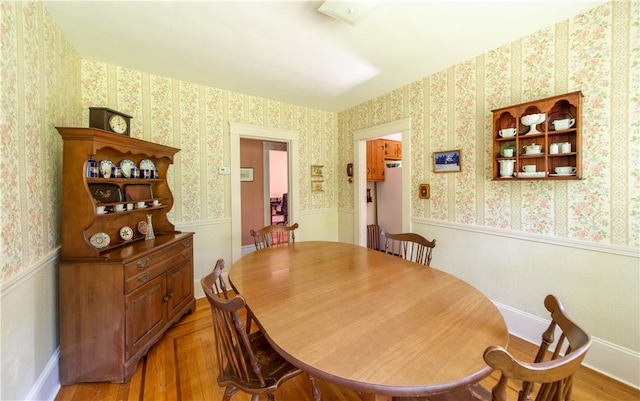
[492,91,582,180]
[56,127,195,385]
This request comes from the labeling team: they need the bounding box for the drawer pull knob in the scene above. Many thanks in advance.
[181,239,190,247]
[163,295,169,302]
[182,251,190,259]
[137,258,150,270]
[137,272,150,284]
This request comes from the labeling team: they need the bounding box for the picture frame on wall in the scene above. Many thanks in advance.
[433,149,461,173]
[240,167,254,182]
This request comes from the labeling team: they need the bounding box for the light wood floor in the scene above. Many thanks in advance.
[55,297,639,401]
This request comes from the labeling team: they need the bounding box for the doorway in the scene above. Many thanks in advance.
[230,123,300,262]
[353,118,411,246]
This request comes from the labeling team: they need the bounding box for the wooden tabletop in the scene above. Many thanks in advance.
[228,241,508,400]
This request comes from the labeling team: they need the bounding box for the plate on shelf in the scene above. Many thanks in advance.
[549,173,576,177]
[99,160,115,177]
[548,111,574,131]
[124,184,153,201]
[89,232,111,248]
[518,172,546,178]
[119,159,136,178]
[140,159,156,171]
[119,226,134,241]
[88,183,123,203]
[137,221,148,235]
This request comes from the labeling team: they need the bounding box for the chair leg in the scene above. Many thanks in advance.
[307,374,322,401]
[223,386,238,401]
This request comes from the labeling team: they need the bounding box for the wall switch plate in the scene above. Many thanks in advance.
[218,166,230,175]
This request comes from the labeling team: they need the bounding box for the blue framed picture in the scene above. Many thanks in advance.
[433,149,461,173]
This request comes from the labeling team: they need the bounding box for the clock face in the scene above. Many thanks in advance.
[108,114,128,134]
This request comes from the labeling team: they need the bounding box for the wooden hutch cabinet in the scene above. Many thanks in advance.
[56,127,195,385]
[492,91,582,180]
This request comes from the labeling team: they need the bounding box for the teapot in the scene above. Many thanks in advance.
[498,159,516,177]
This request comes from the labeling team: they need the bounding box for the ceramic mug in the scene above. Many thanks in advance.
[126,203,134,210]
[96,205,106,214]
[552,118,575,130]
[499,128,516,138]
[136,201,146,208]
[503,148,514,157]
[152,200,160,206]
[522,165,536,173]
[115,204,125,212]
[555,166,576,175]
[549,143,559,154]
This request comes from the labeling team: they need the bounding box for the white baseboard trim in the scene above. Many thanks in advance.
[495,301,640,389]
[26,347,60,401]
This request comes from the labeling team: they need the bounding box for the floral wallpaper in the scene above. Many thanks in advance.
[81,61,337,224]
[338,1,639,248]
[1,1,81,282]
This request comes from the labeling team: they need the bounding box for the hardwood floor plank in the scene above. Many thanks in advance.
[55,298,639,401]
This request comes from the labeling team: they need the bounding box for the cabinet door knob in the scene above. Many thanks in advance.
[182,251,190,259]
[137,258,150,270]
[181,239,190,247]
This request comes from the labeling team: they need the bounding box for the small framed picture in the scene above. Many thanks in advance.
[311,165,324,177]
[433,149,461,173]
[240,167,254,182]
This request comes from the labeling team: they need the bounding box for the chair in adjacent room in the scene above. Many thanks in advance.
[250,222,298,250]
[366,224,381,250]
[201,260,321,401]
[274,193,288,225]
[383,232,436,266]
[479,294,592,401]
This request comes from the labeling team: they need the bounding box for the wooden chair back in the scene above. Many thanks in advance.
[483,294,592,401]
[201,259,319,400]
[250,222,299,250]
[383,232,436,266]
[367,224,381,250]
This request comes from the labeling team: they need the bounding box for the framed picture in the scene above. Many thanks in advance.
[240,167,254,182]
[433,149,461,173]
[311,165,324,178]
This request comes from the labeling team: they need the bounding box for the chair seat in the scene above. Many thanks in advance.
[219,330,301,392]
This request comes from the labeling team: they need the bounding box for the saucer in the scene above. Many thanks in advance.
[549,173,576,177]
[523,151,543,156]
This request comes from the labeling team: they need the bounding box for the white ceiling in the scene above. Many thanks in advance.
[43,1,605,113]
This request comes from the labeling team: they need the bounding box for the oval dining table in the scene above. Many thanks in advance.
[228,241,508,401]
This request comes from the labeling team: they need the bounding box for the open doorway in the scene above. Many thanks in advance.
[230,123,300,263]
[353,118,411,247]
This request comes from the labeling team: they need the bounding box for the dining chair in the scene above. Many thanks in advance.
[480,294,592,401]
[383,232,436,266]
[250,222,298,250]
[201,260,322,401]
[366,224,381,250]
[275,192,288,225]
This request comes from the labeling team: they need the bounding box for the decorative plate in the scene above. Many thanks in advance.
[99,160,115,177]
[88,183,123,203]
[119,159,136,178]
[139,159,156,171]
[119,226,134,241]
[137,221,148,235]
[89,232,111,248]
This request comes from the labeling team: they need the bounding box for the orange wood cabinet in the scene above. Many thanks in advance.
[492,91,582,180]
[367,139,385,182]
[384,140,402,160]
[56,127,195,384]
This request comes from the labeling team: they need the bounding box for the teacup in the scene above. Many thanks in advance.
[522,165,536,173]
[499,128,516,138]
[136,201,146,209]
[555,166,576,175]
[552,118,575,130]
[523,144,542,154]
[152,199,160,206]
[96,205,106,214]
[115,204,125,212]
[126,203,134,210]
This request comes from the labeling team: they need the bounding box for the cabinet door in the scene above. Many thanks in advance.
[367,140,385,182]
[385,141,402,160]
[166,260,194,320]
[125,275,166,359]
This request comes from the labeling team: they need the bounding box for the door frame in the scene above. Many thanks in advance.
[353,118,411,246]
[230,123,299,262]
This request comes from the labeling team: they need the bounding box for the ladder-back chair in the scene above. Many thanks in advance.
[250,223,298,250]
[383,232,436,266]
[201,259,321,401]
[481,294,592,401]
